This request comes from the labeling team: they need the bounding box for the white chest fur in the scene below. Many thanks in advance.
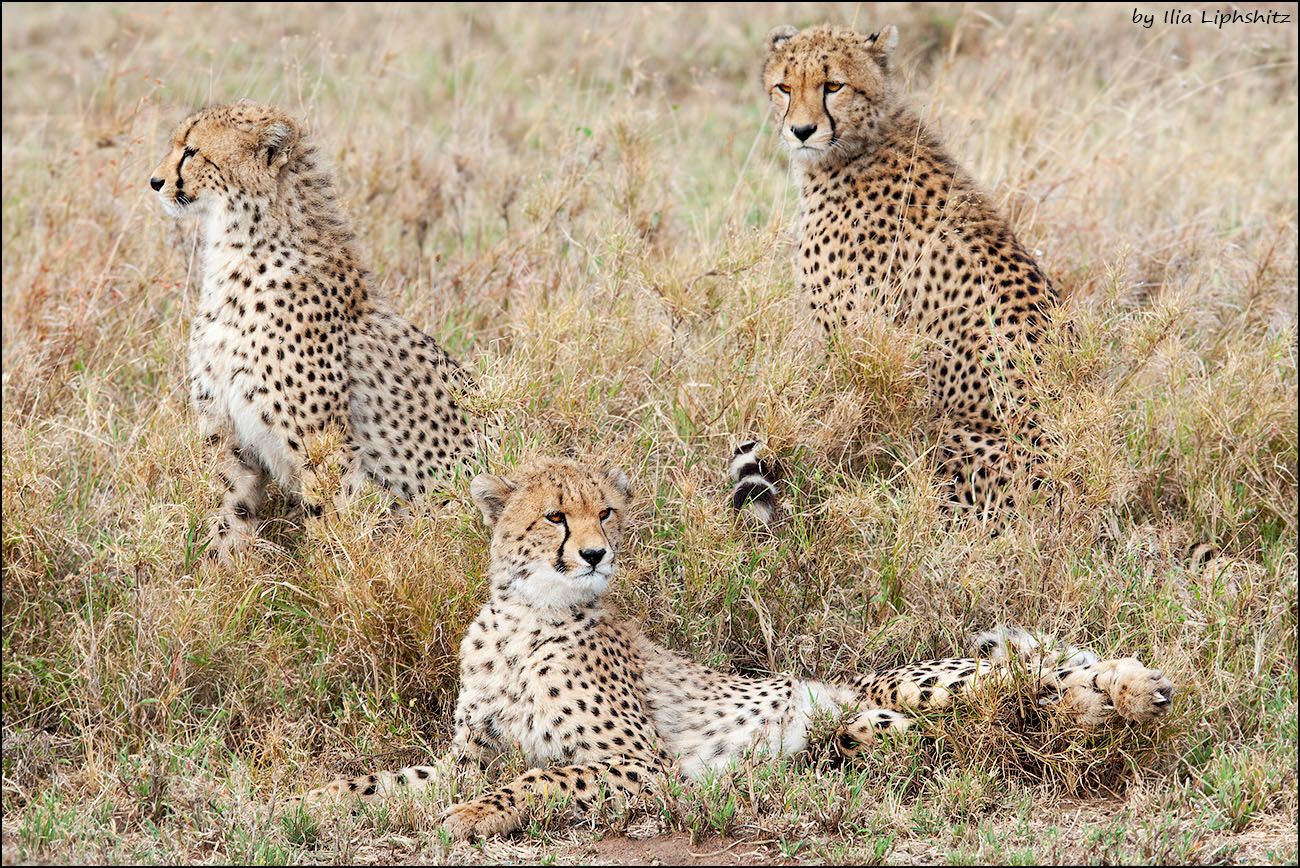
[189,213,302,487]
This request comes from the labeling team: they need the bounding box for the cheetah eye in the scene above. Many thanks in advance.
[775,83,790,94]
[824,82,844,93]
[598,508,612,521]
[545,511,565,524]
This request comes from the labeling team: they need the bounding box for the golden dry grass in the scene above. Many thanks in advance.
[2,2,1296,864]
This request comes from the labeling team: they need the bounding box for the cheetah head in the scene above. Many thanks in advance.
[470,459,632,611]
[762,23,898,163]
[149,100,301,217]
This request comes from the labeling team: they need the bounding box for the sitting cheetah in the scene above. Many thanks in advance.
[290,458,1174,840]
[742,24,1062,524]
[149,101,478,560]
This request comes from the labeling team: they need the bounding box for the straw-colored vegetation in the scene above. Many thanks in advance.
[2,3,1295,864]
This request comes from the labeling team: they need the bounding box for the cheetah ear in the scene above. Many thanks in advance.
[863,24,899,72]
[257,117,299,171]
[470,473,517,528]
[766,24,798,52]
[602,467,632,501]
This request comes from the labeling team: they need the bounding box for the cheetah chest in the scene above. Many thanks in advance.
[190,238,318,487]
[458,613,647,766]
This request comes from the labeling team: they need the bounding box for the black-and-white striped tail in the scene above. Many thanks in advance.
[1185,541,1221,567]
[729,440,778,525]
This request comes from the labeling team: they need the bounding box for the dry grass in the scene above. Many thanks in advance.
[2,2,1296,864]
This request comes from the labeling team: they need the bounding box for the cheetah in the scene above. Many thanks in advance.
[289,458,1175,840]
[149,101,478,560]
[747,24,1062,523]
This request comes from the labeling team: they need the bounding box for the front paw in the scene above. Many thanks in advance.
[439,798,520,841]
[205,519,254,566]
[1108,659,1175,721]
[833,709,913,759]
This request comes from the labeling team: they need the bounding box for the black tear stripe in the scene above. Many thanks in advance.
[821,71,836,144]
[555,515,570,573]
[176,144,199,190]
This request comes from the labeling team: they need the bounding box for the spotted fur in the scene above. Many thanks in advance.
[150,101,478,561]
[289,460,1175,839]
[761,24,1059,521]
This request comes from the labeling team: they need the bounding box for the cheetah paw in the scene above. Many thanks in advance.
[205,524,255,567]
[439,799,521,841]
[833,709,913,759]
[1108,659,1175,722]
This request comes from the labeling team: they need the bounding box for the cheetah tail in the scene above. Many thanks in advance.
[1184,541,1221,568]
[729,440,778,525]
[285,760,451,813]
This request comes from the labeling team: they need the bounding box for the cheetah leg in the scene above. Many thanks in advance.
[297,424,358,519]
[830,708,915,760]
[938,425,1049,528]
[841,627,1173,728]
[1030,658,1175,726]
[830,656,1000,761]
[833,626,1173,756]
[968,625,1099,668]
[939,426,1017,524]
[848,657,1004,716]
[439,757,663,841]
[967,625,1174,724]
[206,429,268,564]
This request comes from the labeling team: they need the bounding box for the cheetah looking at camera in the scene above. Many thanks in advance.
[290,458,1174,840]
[150,101,478,560]
[736,24,1061,524]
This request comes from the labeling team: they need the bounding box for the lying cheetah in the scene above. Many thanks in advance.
[745,24,1062,523]
[149,101,478,560]
[290,458,1174,840]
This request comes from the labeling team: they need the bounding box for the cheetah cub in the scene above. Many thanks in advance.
[150,101,478,560]
[750,24,1062,523]
[290,459,1174,840]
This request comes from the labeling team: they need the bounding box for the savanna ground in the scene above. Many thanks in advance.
[2,2,1296,864]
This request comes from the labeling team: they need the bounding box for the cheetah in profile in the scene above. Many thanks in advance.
[739,24,1061,524]
[149,101,478,560]
[290,458,1174,840]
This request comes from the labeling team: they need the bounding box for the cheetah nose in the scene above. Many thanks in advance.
[579,548,606,568]
[150,177,164,191]
[791,124,817,142]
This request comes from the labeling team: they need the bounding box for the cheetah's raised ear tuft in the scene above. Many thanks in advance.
[257,117,299,171]
[766,24,798,52]
[602,467,632,501]
[863,24,899,72]
[470,473,517,528]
